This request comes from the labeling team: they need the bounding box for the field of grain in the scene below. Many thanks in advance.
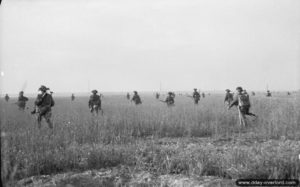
[1,93,300,186]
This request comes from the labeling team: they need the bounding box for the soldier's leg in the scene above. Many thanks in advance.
[95,106,99,115]
[238,107,246,127]
[37,114,42,129]
[44,111,53,129]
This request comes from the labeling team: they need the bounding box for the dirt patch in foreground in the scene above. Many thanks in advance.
[17,168,235,187]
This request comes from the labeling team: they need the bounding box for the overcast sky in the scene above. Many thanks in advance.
[0,0,299,94]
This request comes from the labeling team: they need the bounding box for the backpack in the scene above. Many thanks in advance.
[238,93,250,107]
[50,95,55,107]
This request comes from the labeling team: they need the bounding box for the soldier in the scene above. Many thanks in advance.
[287,92,291,96]
[171,92,176,98]
[126,92,130,100]
[224,89,233,106]
[88,90,102,115]
[251,91,255,96]
[155,92,160,99]
[160,92,175,106]
[4,94,9,102]
[192,88,200,104]
[71,94,75,101]
[202,92,205,98]
[17,91,28,110]
[31,85,54,129]
[131,91,142,105]
[266,90,272,97]
[228,87,257,127]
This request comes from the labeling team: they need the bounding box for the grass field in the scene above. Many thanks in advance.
[1,93,300,186]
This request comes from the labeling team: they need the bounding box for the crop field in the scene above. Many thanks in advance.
[1,93,300,186]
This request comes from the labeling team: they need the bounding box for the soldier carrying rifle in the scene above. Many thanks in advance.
[131,91,142,105]
[159,92,175,107]
[31,85,55,129]
[17,91,28,110]
[187,89,200,104]
[4,94,9,102]
[224,89,233,106]
[71,94,75,101]
[266,90,272,97]
[202,92,205,98]
[155,92,160,99]
[126,92,130,100]
[228,87,257,127]
[89,90,103,115]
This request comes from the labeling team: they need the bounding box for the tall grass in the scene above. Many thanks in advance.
[1,93,299,185]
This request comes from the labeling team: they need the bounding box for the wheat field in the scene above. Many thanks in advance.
[1,92,300,186]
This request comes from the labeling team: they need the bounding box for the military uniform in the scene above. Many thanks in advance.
[89,90,102,115]
[4,94,9,102]
[32,86,54,129]
[165,92,175,106]
[229,87,257,127]
[266,90,272,97]
[155,93,160,99]
[224,89,233,106]
[126,93,130,100]
[17,91,28,110]
[192,89,200,104]
[71,94,75,101]
[131,91,142,105]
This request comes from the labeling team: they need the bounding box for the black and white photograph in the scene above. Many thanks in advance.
[0,0,299,186]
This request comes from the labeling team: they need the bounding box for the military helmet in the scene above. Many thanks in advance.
[168,92,173,95]
[91,90,98,94]
[134,91,137,94]
[39,85,49,92]
[225,89,230,92]
[19,91,24,94]
[194,88,197,90]
[236,87,243,91]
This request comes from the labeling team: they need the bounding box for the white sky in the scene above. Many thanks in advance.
[0,0,299,94]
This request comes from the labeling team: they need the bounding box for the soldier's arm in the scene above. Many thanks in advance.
[228,97,238,108]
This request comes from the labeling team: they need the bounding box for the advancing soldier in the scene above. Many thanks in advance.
[155,92,160,99]
[71,94,75,101]
[17,91,29,110]
[88,90,102,115]
[4,94,9,102]
[224,89,233,106]
[287,92,291,96]
[31,85,55,129]
[228,87,257,127]
[126,92,130,100]
[131,91,142,105]
[192,88,200,104]
[202,92,205,98]
[160,92,175,106]
[266,90,272,97]
[171,92,176,98]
